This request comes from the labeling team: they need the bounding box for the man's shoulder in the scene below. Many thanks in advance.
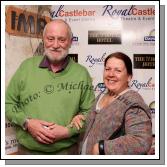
[23,56,43,63]
[70,59,88,73]
[20,56,43,67]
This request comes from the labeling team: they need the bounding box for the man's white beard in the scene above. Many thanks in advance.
[44,48,69,64]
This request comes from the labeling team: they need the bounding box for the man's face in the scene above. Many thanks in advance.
[43,22,72,63]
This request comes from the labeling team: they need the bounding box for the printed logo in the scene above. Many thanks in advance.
[144,29,155,41]
[5,122,15,129]
[72,36,79,46]
[149,101,155,114]
[133,29,155,46]
[72,36,78,42]
[5,135,18,154]
[50,5,96,18]
[85,52,106,67]
[88,31,121,44]
[94,83,106,93]
[102,5,155,18]
[69,54,78,62]
[133,54,155,69]
[130,77,155,91]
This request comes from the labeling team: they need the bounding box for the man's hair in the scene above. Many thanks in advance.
[43,19,73,39]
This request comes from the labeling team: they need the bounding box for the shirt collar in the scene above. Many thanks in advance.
[39,56,70,73]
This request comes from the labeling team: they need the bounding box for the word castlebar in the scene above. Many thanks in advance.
[51,8,96,18]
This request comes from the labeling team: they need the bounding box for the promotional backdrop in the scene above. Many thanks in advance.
[5,5,155,154]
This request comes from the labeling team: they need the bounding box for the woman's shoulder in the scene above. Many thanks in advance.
[123,89,145,103]
[123,90,151,119]
[120,89,150,110]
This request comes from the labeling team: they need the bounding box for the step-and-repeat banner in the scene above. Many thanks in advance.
[5,5,155,154]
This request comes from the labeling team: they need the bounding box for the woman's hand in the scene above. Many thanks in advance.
[92,143,99,155]
[69,114,85,130]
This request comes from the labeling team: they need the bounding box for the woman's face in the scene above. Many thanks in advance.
[103,57,132,95]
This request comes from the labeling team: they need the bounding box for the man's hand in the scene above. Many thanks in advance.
[47,124,70,142]
[27,118,55,144]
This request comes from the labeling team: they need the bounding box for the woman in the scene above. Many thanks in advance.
[70,52,152,155]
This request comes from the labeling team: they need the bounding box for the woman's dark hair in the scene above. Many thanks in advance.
[104,52,133,75]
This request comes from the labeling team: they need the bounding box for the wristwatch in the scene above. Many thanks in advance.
[22,118,30,131]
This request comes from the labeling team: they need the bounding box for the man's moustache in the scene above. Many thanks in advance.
[49,49,62,52]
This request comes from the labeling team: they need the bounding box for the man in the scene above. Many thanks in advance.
[5,19,95,154]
